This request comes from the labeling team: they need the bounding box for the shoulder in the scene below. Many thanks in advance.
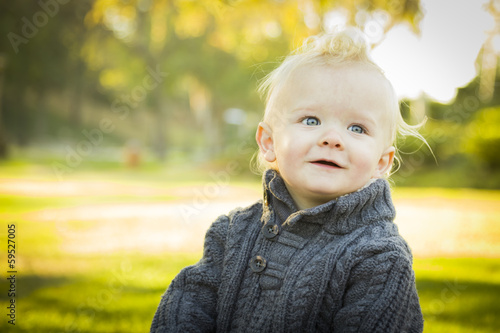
[331,223,417,295]
[226,200,263,226]
[346,222,414,267]
[329,224,423,333]
[227,200,262,217]
[206,200,263,238]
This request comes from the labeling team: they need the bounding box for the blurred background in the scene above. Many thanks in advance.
[0,0,499,332]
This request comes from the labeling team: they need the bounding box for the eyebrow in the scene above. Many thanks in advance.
[290,105,321,114]
[344,106,382,124]
[354,113,377,127]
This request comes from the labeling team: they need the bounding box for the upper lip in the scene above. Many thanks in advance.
[310,158,344,168]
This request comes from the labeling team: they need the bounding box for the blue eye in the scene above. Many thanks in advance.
[348,124,365,134]
[301,117,320,126]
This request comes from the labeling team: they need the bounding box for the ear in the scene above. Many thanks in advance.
[256,122,276,162]
[372,146,395,178]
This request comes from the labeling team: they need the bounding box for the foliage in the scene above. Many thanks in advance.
[392,74,500,188]
[0,0,423,160]
[1,0,499,188]
[0,1,98,145]
[463,106,500,169]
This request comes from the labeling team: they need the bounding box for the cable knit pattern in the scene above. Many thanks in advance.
[151,169,424,332]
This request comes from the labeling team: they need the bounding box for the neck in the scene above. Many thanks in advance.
[284,179,377,211]
[262,169,396,235]
[285,184,333,210]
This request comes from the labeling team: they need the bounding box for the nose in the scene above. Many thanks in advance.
[318,128,344,149]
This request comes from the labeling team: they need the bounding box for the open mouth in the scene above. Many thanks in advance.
[312,160,342,168]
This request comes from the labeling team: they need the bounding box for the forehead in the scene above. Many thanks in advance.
[282,62,392,107]
[268,62,396,131]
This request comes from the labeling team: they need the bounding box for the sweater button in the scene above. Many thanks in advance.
[250,256,267,273]
[262,223,279,239]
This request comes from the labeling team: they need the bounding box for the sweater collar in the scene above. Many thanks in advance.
[262,169,395,235]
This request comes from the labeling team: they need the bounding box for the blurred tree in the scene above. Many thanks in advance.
[82,0,422,160]
[0,53,6,158]
[393,67,500,188]
[0,0,423,160]
[0,1,96,149]
[464,106,500,170]
[479,0,500,103]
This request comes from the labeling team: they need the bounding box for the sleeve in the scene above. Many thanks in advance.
[332,243,424,333]
[150,214,230,333]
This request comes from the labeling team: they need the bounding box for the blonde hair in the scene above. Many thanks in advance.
[254,27,428,176]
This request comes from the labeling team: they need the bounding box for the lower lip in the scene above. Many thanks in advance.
[310,162,342,170]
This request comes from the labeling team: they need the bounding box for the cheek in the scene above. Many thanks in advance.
[350,141,381,171]
[275,140,297,162]
[355,156,375,173]
[275,130,299,155]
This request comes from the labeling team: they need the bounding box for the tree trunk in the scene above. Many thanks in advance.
[69,61,84,127]
[152,85,168,161]
[0,54,7,159]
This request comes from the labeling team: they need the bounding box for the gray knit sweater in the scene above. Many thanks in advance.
[151,170,424,332]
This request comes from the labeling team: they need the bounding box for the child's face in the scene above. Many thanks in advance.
[257,63,395,210]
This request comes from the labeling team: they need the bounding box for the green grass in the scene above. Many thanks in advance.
[415,258,500,332]
[0,149,261,184]
[1,162,500,332]
[0,252,201,333]
[1,252,499,332]
[0,194,177,215]
[392,186,500,201]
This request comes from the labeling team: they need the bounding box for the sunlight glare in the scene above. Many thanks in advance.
[372,0,494,103]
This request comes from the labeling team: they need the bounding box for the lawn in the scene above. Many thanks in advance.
[0,161,499,332]
[2,252,500,333]
[415,258,500,332]
[1,248,499,332]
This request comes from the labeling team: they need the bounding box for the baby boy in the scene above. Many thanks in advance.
[151,28,424,333]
